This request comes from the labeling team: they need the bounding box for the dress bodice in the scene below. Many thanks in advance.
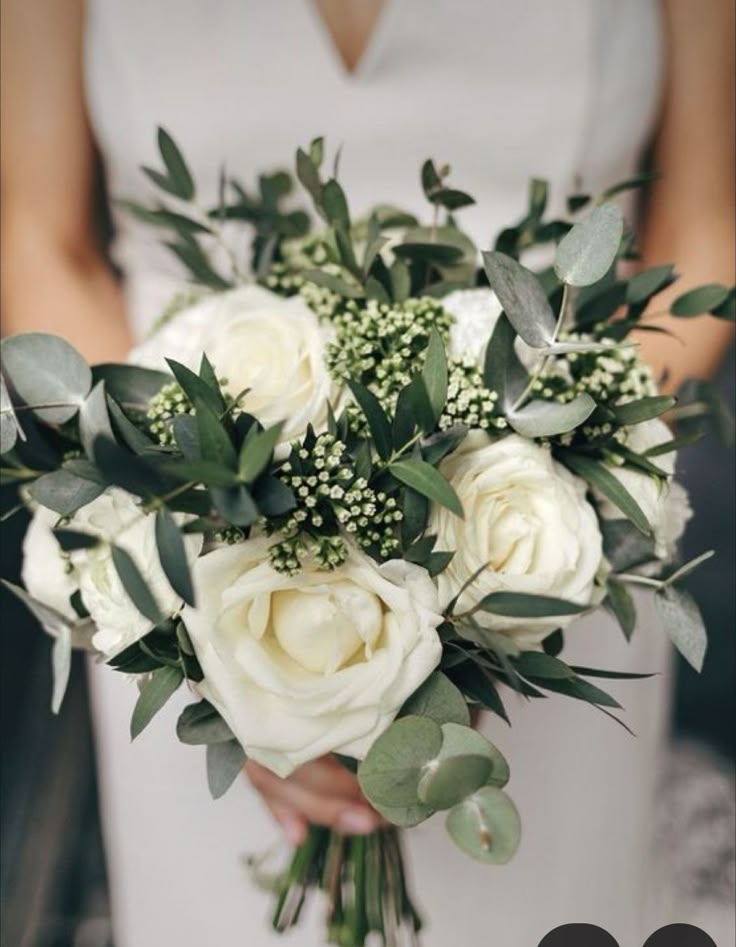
[84,0,663,337]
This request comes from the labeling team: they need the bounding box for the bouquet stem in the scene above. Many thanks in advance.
[272,825,422,946]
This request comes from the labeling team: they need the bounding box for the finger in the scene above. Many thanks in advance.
[250,764,379,834]
[267,799,308,847]
[290,757,366,802]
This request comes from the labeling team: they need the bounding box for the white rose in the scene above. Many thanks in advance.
[444,288,537,369]
[130,285,338,444]
[182,538,443,777]
[23,489,201,658]
[597,418,691,560]
[430,431,603,646]
[22,505,78,620]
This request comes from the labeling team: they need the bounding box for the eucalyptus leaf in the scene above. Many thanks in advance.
[508,393,595,438]
[1,333,92,424]
[130,665,184,739]
[155,508,195,606]
[370,800,434,828]
[389,458,463,518]
[654,585,707,672]
[358,715,443,808]
[435,722,509,788]
[111,544,164,625]
[481,252,556,348]
[445,786,521,864]
[401,672,470,726]
[207,739,247,799]
[176,699,235,745]
[418,754,492,810]
[29,469,105,516]
[0,374,21,454]
[554,203,624,287]
[482,313,526,406]
[79,381,115,459]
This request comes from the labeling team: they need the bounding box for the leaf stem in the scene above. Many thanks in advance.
[511,283,570,412]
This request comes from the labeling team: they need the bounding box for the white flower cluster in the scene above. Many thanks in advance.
[440,356,507,433]
[270,433,402,574]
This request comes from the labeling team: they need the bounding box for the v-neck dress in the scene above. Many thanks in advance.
[83,3,677,945]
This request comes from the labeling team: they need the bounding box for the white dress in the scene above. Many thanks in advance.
[83,3,680,945]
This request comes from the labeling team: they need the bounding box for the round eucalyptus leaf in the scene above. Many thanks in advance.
[371,799,435,828]
[357,715,443,808]
[401,672,470,726]
[0,374,20,454]
[445,786,521,864]
[508,393,595,439]
[1,333,92,424]
[554,203,624,288]
[417,754,493,810]
[438,722,510,788]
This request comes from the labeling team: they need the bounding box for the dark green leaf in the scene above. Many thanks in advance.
[512,652,575,679]
[606,580,637,640]
[389,458,463,517]
[392,243,464,265]
[252,476,296,516]
[626,265,677,304]
[670,283,731,317]
[482,313,526,406]
[93,363,172,408]
[111,545,164,625]
[167,241,231,290]
[347,380,392,461]
[156,127,195,199]
[479,592,587,619]
[93,437,164,497]
[53,528,99,551]
[130,665,183,739]
[563,452,651,534]
[195,399,237,469]
[611,395,675,425]
[211,484,258,527]
[421,328,449,424]
[155,508,195,606]
[238,423,283,483]
[166,359,223,416]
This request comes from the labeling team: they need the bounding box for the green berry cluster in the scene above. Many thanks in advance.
[147,381,194,446]
[538,334,657,407]
[440,357,507,433]
[326,297,453,403]
[269,431,402,575]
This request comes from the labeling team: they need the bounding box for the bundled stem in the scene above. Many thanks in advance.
[272,825,422,947]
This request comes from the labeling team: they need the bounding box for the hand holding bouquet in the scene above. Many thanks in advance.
[2,130,733,946]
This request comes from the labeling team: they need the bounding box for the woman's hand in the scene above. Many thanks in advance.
[245,755,382,846]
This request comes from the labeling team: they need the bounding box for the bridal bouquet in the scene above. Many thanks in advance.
[2,130,733,946]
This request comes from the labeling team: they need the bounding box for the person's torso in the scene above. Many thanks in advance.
[84,0,663,336]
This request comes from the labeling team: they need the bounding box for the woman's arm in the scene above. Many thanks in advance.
[637,0,735,391]
[0,0,132,362]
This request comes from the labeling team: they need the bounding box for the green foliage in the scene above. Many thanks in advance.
[654,585,707,672]
[207,740,247,799]
[445,785,521,864]
[130,665,183,739]
[400,672,470,726]
[554,203,624,287]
